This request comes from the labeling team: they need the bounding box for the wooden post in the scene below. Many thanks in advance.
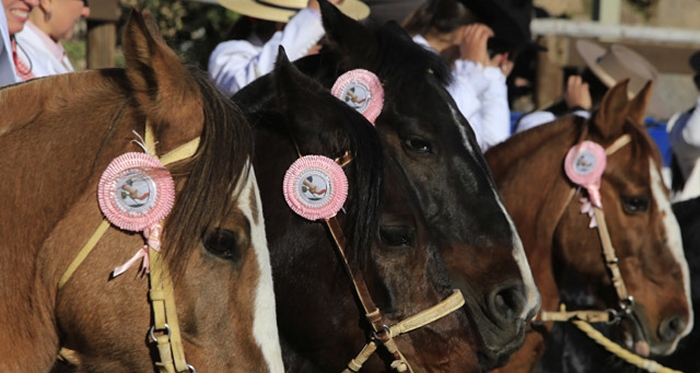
[535,35,568,109]
[86,0,120,69]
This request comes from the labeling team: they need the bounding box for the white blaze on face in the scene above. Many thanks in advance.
[650,161,694,344]
[236,166,284,372]
[504,198,541,320]
[452,106,540,319]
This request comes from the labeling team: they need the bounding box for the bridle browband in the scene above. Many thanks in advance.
[307,149,466,373]
[58,124,200,373]
[536,134,633,325]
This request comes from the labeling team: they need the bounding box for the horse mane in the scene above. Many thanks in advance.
[164,66,253,279]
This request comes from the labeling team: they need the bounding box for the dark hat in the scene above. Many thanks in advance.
[458,0,536,53]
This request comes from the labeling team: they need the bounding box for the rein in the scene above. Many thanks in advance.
[302,148,466,373]
[57,124,199,373]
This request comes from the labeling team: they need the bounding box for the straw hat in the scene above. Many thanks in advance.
[576,39,670,119]
[218,0,370,23]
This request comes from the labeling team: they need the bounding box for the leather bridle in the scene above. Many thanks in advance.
[536,134,634,325]
[315,150,466,373]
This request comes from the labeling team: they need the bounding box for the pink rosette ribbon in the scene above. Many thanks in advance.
[565,141,607,227]
[112,223,163,277]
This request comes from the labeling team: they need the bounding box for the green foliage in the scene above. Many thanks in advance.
[118,0,240,69]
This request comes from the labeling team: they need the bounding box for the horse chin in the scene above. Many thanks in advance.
[622,309,684,357]
[473,318,528,371]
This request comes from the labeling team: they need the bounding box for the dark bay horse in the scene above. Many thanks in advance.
[288,1,541,368]
[236,50,480,371]
[485,80,693,373]
[0,10,283,372]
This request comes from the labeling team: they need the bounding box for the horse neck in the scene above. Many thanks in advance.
[486,120,582,307]
[0,72,141,278]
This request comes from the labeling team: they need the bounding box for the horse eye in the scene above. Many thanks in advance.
[203,228,241,261]
[379,226,416,247]
[404,136,432,153]
[622,196,649,213]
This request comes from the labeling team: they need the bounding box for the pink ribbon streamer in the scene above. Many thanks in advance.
[112,223,163,277]
[579,197,598,228]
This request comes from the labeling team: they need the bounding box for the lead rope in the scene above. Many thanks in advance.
[536,134,686,373]
[303,149,465,373]
[57,123,200,373]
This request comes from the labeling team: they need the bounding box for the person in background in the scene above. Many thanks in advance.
[666,51,700,201]
[209,0,369,95]
[14,0,89,78]
[514,39,669,134]
[1,0,39,86]
[402,0,524,151]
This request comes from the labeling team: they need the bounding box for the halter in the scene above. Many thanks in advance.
[536,134,633,325]
[57,123,200,373]
[294,147,466,373]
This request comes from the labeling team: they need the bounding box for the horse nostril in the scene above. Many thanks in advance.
[489,284,527,325]
[658,315,687,343]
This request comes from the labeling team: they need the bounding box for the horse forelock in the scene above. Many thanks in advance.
[163,69,254,282]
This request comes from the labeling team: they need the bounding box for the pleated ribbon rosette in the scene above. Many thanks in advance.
[97,152,175,276]
[564,141,607,228]
[331,69,384,124]
[283,155,349,221]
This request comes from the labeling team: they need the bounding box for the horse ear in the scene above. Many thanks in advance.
[122,8,203,153]
[273,46,348,155]
[320,0,379,67]
[626,80,653,125]
[593,79,629,139]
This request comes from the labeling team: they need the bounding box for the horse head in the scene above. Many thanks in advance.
[239,48,481,371]
[486,80,693,372]
[0,9,283,372]
[290,1,541,368]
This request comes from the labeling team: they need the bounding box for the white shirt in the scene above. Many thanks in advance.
[209,8,325,94]
[0,10,19,87]
[15,21,74,78]
[515,108,590,134]
[412,35,510,151]
[668,97,700,181]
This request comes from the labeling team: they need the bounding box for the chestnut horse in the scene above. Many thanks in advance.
[0,10,283,373]
[534,196,700,373]
[236,50,479,371]
[485,80,693,373]
[287,2,540,369]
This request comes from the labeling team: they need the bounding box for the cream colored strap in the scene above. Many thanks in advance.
[538,304,612,323]
[342,290,465,373]
[593,207,632,308]
[573,320,685,373]
[58,220,111,290]
[149,245,190,373]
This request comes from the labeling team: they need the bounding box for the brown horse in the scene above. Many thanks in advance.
[288,2,541,369]
[239,49,481,372]
[485,80,694,373]
[0,10,283,373]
